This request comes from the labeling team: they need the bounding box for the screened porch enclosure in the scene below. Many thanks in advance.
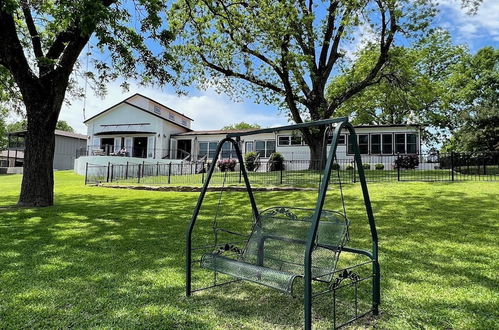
[92,135,156,158]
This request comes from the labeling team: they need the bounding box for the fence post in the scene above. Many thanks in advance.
[483,155,487,175]
[157,162,160,177]
[168,162,172,184]
[450,152,455,181]
[106,162,110,183]
[84,162,89,185]
[110,164,114,182]
[353,159,356,183]
[397,155,400,182]
[201,161,205,184]
[125,161,129,180]
[137,164,141,183]
[280,164,283,185]
[239,163,242,184]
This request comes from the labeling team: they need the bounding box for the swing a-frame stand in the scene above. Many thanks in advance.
[186,117,380,329]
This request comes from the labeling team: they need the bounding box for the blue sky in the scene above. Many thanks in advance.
[56,0,499,135]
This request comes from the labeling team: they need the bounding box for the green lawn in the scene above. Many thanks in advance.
[0,172,497,329]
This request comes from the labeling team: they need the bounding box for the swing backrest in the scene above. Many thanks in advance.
[242,207,349,281]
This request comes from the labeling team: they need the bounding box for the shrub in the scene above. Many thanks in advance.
[375,163,384,170]
[345,164,354,170]
[394,154,419,169]
[217,159,237,172]
[363,163,371,170]
[332,163,340,171]
[269,152,284,171]
[244,152,258,171]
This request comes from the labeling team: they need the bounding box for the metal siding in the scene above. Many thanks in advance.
[54,136,87,170]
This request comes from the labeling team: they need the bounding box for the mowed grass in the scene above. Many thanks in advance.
[0,172,497,329]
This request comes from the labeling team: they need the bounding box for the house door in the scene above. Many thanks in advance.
[177,139,192,160]
[133,137,148,158]
[101,138,114,155]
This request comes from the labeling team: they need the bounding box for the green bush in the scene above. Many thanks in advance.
[332,163,340,171]
[375,163,385,170]
[394,154,419,169]
[244,152,258,171]
[363,163,371,170]
[269,152,284,171]
[217,159,237,172]
[345,164,354,170]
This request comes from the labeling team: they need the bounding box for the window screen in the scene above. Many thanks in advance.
[371,134,381,154]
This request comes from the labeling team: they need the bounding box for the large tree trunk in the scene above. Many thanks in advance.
[18,94,61,207]
[302,127,326,171]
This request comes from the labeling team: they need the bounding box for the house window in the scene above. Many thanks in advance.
[347,135,355,154]
[358,134,369,154]
[255,140,275,157]
[221,141,236,159]
[153,106,161,115]
[347,134,369,154]
[208,142,217,158]
[407,134,417,154]
[199,142,208,158]
[395,134,406,154]
[278,135,303,146]
[169,113,175,121]
[371,134,381,154]
[181,119,188,126]
[278,136,290,146]
[327,134,346,145]
[199,141,219,159]
[245,141,254,153]
[382,134,393,154]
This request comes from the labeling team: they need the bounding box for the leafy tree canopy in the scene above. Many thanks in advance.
[6,120,75,133]
[222,122,261,130]
[0,0,174,206]
[169,0,436,163]
[326,29,467,144]
[442,47,499,152]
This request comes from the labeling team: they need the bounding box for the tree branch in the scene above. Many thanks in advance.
[318,1,339,69]
[326,0,397,117]
[0,7,40,94]
[46,30,75,60]
[20,1,44,60]
[199,53,288,96]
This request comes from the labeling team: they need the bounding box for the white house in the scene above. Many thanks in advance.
[76,94,422,174]
[171,125,421,163]
[84,93,193,159]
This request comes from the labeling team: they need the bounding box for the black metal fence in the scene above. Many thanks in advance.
[84,152,499,186]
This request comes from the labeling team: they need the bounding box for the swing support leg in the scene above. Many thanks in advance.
[186,137,259,296]
[304,121,379,329]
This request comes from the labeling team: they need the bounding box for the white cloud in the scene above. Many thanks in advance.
[59,81,288,134]
[437,0,499,43]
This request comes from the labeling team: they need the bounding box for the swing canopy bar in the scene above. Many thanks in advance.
[225,117,349,138]
[186,117,380,329]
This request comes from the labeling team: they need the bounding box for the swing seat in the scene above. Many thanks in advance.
[200,207,349,294]
[201,254,300,293]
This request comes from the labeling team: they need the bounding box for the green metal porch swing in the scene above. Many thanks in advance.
[186,117,380,329]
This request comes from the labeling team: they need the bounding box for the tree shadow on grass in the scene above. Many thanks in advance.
[0,183,497,328]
